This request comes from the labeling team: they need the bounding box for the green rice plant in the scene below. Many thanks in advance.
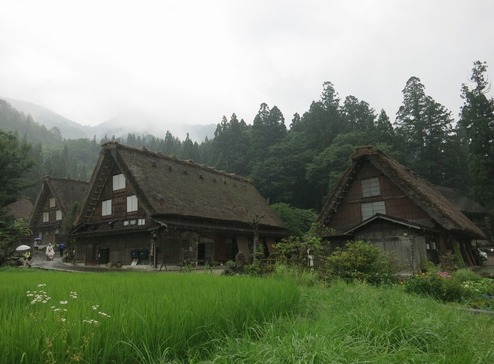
[0,270,300,363]
[208,281,494,363]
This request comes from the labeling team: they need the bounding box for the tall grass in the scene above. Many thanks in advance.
[209,281,494,363]
[0,270,300,363]
[3,269,494,363]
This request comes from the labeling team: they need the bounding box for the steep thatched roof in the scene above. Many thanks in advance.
[319,146,486,239]
[435,186,491,215]
[30,176,89,224]
[83,142,284,230]
[7,198,33,220]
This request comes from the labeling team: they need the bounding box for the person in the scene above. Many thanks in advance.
[45,243,55,261]
[33,240,39,250]
[59,242,65,257]
[23,250,32,267]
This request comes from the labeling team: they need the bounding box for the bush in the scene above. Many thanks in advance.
[323,240,398,285]
[451,269,482,283]
[404,272,471,303]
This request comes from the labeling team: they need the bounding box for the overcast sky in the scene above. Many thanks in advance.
[0,0,493,128]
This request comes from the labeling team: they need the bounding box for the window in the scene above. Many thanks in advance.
[138,218,146,226]
[113,174,125,191]
[55,210,62,221]
[49,198,55,208]
[361,177,381,197]
[42,212,49,222]
[127,195,138,212]
[361,201,386,220]
[102,199,112,216]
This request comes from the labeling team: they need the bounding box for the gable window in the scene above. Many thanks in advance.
[127,195,138,212]
[55,210,62,221]
[102,199,112,216]
[361,177,381,197]
[361,201,386,220]
[49,198,56,208]
[42,212,49,222]
[113,174,126,191]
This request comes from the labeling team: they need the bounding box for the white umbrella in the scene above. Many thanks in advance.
[15,245,31,252]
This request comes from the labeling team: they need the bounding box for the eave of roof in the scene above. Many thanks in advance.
[343,213,434,234]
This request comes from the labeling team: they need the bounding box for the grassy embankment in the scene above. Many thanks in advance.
[1,269,493,363]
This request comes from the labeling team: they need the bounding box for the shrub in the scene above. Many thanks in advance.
[274,223,324,269]
[439,250,457,272]
[451,269,482,283]
[404,272,471,303]
[323,240,398,285]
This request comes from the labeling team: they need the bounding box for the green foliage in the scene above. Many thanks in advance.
[1,271,300,363]
[451,268,482,283]
[274,223,324,268]
[394,76,459,186]
[209,114,250,175]
[404,272,470,303]
[0,218,32,266]
[323,240,398,285]
[439,250,457,272]
[0,130,34,209]
[211,281,494,363]
[459,60,494,213]
[270,203,316,237]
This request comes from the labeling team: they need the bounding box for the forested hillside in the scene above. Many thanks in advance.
[1,61,493,215]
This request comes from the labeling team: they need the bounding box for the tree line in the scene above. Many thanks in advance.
[1,61,493,217]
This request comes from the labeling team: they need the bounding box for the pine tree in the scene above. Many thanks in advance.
[459,61,494,211]
[395,76,454,185]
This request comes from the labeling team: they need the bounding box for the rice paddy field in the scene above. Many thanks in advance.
[1,268,494,363]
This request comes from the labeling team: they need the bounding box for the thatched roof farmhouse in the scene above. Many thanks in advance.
[73,142,285,268]
[30,176,88,246]
[318,146,487,271]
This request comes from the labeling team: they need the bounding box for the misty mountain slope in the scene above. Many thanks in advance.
[4,98,93,139]
[3,97,216,142]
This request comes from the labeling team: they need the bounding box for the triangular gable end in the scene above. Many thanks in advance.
[77,147,154,225]
[319,146,485,240]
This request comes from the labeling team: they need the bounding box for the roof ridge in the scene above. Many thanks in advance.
[103,141,252,184]
[43,175,89,184]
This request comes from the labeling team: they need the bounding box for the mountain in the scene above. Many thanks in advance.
[2,98,216,142]
[4,98,93,139]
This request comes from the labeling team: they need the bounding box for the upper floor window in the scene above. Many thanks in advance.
[102,199,112,216]
[42,212,49,222]
[49,197,56,208]
[113,174,126,191]
[361,177,381,197]
[127,195,138,212]
[55,210,62,221]
[361,201,386,221]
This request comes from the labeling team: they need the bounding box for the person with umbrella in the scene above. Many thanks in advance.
[15,245,32,267]
[23,250,32,267]
[45,243,55,261]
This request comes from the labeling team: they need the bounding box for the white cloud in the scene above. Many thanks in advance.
[0,0,492,127]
